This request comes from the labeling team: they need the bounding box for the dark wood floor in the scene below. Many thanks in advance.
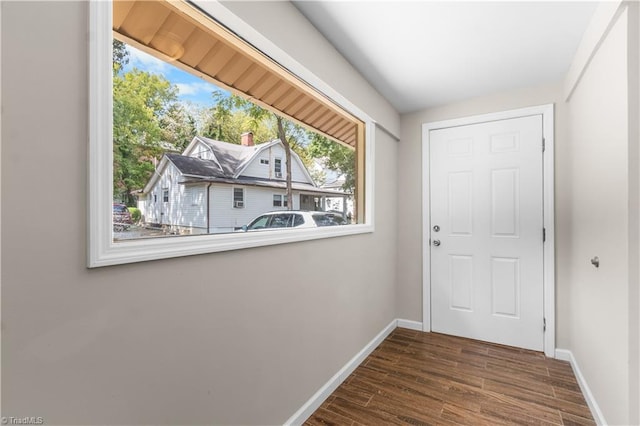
[304,328,594,425]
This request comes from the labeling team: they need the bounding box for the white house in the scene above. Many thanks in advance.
[137,132,347,233]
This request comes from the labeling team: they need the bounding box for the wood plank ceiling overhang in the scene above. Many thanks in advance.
[113,0,362,148]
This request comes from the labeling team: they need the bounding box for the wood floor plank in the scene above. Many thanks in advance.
[485,360,582,393]
[552,386,591,407]
[441,403,513,426]
[484,379,592,419]
[303,329,595,425]
[367,393,445,425]
[331,382,375,407]
[327,396,405,425]
[479,398,562,426]
[560,411,597,426]
[303,407,355,426]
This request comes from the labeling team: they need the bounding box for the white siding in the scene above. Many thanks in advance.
[176,185,207,229]
[137,193,157,224]
[241,150,272,179]
[143,165,307,233]
[240,144,312,184]
[184,140,215,160]
[208,185,301,233]
[139,162,208,231]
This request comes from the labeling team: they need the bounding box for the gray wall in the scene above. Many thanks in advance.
[1,2,398,425]
[564,7,633,424]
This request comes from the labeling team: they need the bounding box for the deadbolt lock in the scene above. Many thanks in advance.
[433,225,440,232]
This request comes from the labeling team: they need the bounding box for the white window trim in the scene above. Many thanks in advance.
[274,157,283,178]
[232,187,245,209]
[88,0,374,267]
[273,193,288,208]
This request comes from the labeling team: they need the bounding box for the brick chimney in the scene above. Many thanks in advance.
[240,132,254,147]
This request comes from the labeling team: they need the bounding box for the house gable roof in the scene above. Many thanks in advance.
[230,138,316,186]
[141,136,321,194]
[192,136,257,176]
[165,153,227,178]
[186,136,316,186]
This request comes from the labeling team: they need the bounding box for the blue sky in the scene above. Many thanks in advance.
[124,44,227,107]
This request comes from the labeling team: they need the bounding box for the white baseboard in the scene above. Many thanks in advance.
[283,318,399,426]
[555,349,607,425]
[396,319,423,331]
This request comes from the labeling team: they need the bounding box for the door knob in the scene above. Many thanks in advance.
[433,239,441,247]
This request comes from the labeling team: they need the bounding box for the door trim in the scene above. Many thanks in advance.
[421,104,555,357]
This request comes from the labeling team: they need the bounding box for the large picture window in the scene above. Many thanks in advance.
[89,0,374,266]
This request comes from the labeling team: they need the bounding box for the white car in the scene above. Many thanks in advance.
[240,211,347,231]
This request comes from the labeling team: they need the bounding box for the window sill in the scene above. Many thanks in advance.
[89,224,374,267]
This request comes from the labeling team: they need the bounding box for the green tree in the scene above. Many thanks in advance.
[307,133,356,193]
[113,69,177,204]
[160,102,198,152]
[112,39,129,74]
[200,108,274,144]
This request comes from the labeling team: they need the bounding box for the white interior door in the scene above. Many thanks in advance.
[429,115,544,351]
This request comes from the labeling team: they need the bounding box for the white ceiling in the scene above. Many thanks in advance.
[293,1,599,113]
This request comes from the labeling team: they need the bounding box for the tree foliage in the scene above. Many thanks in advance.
[307,134,356,193]
[200,108,274,145]
[112,39,129,74]
[112,43,177,205]
[160,103,198,152]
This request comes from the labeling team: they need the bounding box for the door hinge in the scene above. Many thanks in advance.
[543,318,546,332]
[543,228,546,242]
[542,138,546,152]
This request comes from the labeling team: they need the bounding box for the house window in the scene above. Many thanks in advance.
[273,194,288,208]
[233,188,245,209]
[89,0,373,266]
[274,158,282,178]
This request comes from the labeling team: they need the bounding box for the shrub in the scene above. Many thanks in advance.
[128,207,141,223]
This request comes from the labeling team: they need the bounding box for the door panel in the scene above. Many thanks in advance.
[430,115,544,351]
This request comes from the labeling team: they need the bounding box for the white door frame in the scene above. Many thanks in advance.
[421,104,556,357]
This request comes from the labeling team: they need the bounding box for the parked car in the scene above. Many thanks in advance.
[240,211,347,232]
[113,203,133,231]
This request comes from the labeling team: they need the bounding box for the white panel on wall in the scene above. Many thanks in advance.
[491,257,520,318]
[448,171,473,235]
[450,255,473,311]
[491,168,520,237]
